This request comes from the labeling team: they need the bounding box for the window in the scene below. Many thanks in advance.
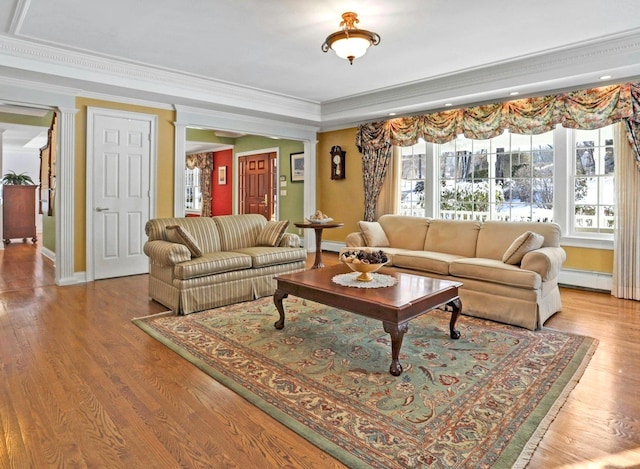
[572,126,615,235]
[436,130,554,222]
[185,167,202,213]
[397,124,617,244]
[399,142,427,216]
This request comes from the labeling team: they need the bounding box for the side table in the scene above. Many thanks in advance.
[294,221,344,269]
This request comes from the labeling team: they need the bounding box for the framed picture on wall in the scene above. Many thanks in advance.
[290,152,304,182]
[218,166,227,185]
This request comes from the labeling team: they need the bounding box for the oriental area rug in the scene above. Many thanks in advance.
[133,296,597,469]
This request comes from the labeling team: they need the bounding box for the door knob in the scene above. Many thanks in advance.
[95,207,110,212]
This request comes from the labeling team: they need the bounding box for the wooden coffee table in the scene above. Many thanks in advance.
[273,264,462,376]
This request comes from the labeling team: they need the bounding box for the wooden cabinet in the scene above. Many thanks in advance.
[3,185,37,244]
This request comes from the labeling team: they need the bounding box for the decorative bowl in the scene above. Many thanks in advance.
[306,217,333,224]
[344,261,387,282]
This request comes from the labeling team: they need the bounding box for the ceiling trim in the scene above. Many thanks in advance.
[0,35,322,123]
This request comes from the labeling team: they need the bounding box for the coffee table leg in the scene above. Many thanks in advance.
[273,289,288,329]
[448,298,462,339]
[383,321,409,376]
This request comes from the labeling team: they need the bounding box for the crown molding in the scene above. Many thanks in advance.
[174,105,319,142]
[0,34,322,123]
[320,28,640,129]
[79,91,175,111]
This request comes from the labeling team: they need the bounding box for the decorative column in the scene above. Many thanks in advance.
[55,106,78,285]
[173,122,187,217]
[303,139,317,252]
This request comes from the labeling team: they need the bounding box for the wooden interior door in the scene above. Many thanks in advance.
[239,152,276,219]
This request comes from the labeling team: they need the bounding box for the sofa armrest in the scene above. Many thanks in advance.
[143,240,191,266]
[521,247,566,281]
[346,232,367,247]
[279,233,301,248]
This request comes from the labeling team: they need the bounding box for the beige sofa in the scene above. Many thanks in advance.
[345,215,566,330]
[144,214,306,314]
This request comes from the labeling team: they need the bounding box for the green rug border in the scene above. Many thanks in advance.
[133,311,598,469]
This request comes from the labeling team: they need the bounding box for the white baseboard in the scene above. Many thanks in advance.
[321,241,346,252]
[559,268,612,292]
[57,272,87,286]
[40,246,55,262]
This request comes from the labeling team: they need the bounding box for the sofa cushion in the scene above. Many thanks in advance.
[165,225,203,258]
[234,246,307,268]
[145,217,222,253]
[476,221,561,260]
[450,258,542,289]
[378,215,430,250]
[358,221,390,247]
[213,214,266,251]
[424,220,481,257]
[502,231,545,265]
[256,220,290,247]
[173,252,252,280]
[392,251,465,275]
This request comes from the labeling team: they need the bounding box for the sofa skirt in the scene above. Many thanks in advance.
[149,261,306,314]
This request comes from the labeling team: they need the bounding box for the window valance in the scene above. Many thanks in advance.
[357,82,640,149]
[355,82,640,222]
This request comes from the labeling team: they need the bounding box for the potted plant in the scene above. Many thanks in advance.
[2,171,35,185]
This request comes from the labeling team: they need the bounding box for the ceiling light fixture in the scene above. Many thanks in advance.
[322,12,380,65]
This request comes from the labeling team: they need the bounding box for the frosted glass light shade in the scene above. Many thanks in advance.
[331,37,371,61]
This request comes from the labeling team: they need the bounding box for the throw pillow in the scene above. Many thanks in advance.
[165,225,203,258]
[502,231,544,265]
[256,220,290,247]
[358,221,390,247]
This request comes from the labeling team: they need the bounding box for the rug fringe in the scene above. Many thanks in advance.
[511,338,599,469]
[131,311,175,321]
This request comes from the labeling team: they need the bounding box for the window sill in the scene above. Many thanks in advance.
[560,236,613,250]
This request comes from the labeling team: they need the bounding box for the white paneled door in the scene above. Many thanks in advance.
[90,111,152,279]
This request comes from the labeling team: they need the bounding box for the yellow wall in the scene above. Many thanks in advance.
[316,127,614,275]
[316,128,364,242]
[563,246,613,273]
[74,98,175,272]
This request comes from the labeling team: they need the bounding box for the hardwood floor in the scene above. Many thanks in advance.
[1,243,639,468]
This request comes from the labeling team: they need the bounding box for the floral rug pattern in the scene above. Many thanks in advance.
[134,296,597,469]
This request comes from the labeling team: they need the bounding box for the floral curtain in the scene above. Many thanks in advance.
[186,152,214,217]
[356,82,640,220]
[625,83,640,168]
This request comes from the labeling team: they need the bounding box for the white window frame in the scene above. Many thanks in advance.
[184,166,202,214]
[396,125,615,251]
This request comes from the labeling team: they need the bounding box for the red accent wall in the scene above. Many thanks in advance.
[212,149,233,215]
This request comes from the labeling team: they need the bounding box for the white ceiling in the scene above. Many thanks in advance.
[1,0,640,135]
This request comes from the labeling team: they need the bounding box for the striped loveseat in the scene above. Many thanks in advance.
[144,214,306,314]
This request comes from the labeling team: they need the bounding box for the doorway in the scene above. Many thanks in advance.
[238,151,276,220]
[86,107,157,280]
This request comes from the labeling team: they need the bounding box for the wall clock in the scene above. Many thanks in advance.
[330,145,346,180]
